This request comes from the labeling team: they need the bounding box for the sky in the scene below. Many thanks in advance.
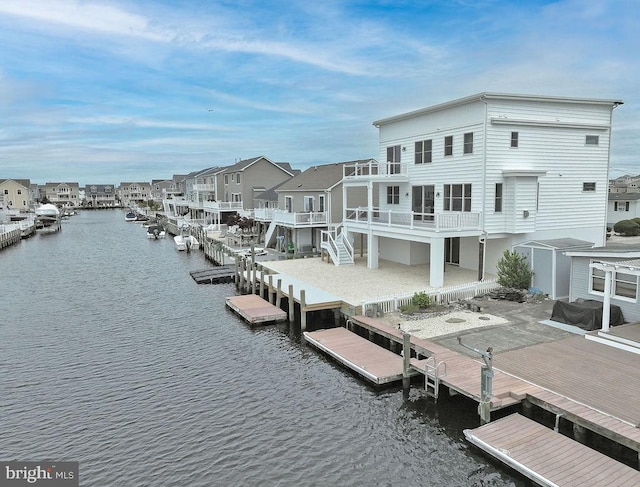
[0,0,638,186]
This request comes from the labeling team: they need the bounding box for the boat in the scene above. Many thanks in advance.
[35,204,62,233]
[174,234,199,252]
[125,211,137,222]
[146,225,166,240]
[135,214,150,223]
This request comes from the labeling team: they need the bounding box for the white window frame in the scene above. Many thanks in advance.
[463,132,473,154]
[583,182,596,192]
[511,131,519,148]
[318,195,325,213]
[586,135,599,146]
[415,139,432,164]
[304,196,314,212]
[285,196,293,213]
[444,135,453,156]
[386,186,400,205]
[589,262,639,302]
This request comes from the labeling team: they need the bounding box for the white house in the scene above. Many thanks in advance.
[337,92,622,290]
[607,193,640,227]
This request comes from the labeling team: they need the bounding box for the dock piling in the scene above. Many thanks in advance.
[300,289,307,331]
[288,284,294,324]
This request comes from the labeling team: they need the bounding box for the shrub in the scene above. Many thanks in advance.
[496,250,534,290]
[614,219,640,236]
[412,291,432,309]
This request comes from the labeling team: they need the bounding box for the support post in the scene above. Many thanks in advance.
[276,278,282,308]
[300,289,307,332]
[402,332,411,391]
[288,284,295,324]
[234,258,240,290]
[250,244,256,295]
[259,269,265,298]
[268,275,274,304]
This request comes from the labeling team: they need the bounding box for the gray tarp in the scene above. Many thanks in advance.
[551,300,624,331]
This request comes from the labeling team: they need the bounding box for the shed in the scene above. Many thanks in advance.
[513,238,593,299]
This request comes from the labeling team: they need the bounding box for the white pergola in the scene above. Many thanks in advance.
[589,259,640,332]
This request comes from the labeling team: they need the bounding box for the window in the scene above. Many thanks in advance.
[495,183,503,212]
[511,132,519,148]
[415,139,432,164]
[583,182,596,192]
[304,196,314,212]
[387,186,400,205]
[444,136,453,156]
[3,190,7,195]
[591,267,605,293]
[236,173,241,184]
[463,133,473,154]
[443,184,472,211]
[318,195,325,212]
[614,272,637,299]
[614,201,630,211]
[386,145,401,174]
[285,196,293,213]
[586,135,599,145]
[224,174,229,185]
[17,189,22,195]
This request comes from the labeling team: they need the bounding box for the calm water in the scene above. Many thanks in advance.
[0,211,523,486]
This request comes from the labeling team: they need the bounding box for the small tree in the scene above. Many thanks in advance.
[496,250,534,290]
[614,219,640,236]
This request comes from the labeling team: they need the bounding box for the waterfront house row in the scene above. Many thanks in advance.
[335,92,623,293]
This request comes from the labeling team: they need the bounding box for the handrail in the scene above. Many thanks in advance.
[344,207,481,231]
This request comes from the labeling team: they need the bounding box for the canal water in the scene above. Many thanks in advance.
[0,210,524,486]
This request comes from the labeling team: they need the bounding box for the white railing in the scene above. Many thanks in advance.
[344,207,481,232]
[272,210,328,226]
[343,160,408,178]
[254,208,276,221]
[202,201,243,211]
[192,184,216,191]
[320,230,339,264]
[362,280,500,315]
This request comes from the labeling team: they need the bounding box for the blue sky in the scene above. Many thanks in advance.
[0,0,638,186]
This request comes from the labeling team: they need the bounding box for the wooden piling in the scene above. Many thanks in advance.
[402,332,411,390]
[300,289,307,332]
[276,278,282,308]
[288,284,295,324]
[268,275,274,304]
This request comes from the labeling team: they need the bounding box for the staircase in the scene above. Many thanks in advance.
[264,220,278,248]
[321,229,354,266]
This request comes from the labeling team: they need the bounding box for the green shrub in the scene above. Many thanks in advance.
[631,218,640,227]
[496,250,534,290]
[412,291,432,309]
[614,220,640,236]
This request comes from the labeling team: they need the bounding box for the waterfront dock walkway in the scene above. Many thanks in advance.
[304,327,417,385]
[225,294,287,325]
[465,413,640,487]
[189,265,235,284]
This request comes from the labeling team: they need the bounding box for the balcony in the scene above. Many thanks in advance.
[253,208,329,226]
[343,160,409,182]
[344,207,481,234]
[202,201,243,211]
[192,184,216,192]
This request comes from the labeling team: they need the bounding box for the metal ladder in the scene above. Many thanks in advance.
[424,356,447,400]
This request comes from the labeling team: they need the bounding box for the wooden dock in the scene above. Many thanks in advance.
[189,266,235,284]
[225,294,287,325]
[464,413,640,487]
[304,327,416,385]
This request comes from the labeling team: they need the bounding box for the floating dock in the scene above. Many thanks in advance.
[304,327,417,385]
[189,266,235,284]
[225,294,287,325]
[464,413,640,487]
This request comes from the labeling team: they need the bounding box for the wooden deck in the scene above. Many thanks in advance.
[225,294,287,325]
[465,413,640,487]
[350,315,535,409]
[304,328,416,385]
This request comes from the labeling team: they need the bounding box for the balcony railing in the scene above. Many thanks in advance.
[192,184,216,192]
[343,160,408,179]
[272,210,328,226]
[202,201,243,211]
[344,207,481,232]
[254,208,276,221]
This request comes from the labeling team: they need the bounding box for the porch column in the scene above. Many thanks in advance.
[602,269,612,332]
[367,233,379,269]
[430,238,445,288]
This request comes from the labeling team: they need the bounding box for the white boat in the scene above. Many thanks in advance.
[174,234,199,251]
[146,225,166,239]
[35,203,60,218]
[125,211,137,222]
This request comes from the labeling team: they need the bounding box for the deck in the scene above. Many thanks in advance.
[304,327,416,385]
[189,266,235,284]
[225,294,287,325]
[465,413,640,487]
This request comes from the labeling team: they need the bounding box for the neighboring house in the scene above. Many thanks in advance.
[151,179,175,203]
[214,156,296,211]
[84,184,116,208]
[607,193,640,226]
[340,92,622,288]
[608,174,640,194]
[118,182,152,207]
[45,182,81,207]
[185,166,223,222]
[0,178,32,211]
[565,244,640,324]
[255,160,371,255]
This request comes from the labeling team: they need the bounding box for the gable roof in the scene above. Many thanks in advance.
[608,193,640,201]
[254,180,289,202]
[277,159,376,192]
[215,156,294,177]
[0,178,31,188]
